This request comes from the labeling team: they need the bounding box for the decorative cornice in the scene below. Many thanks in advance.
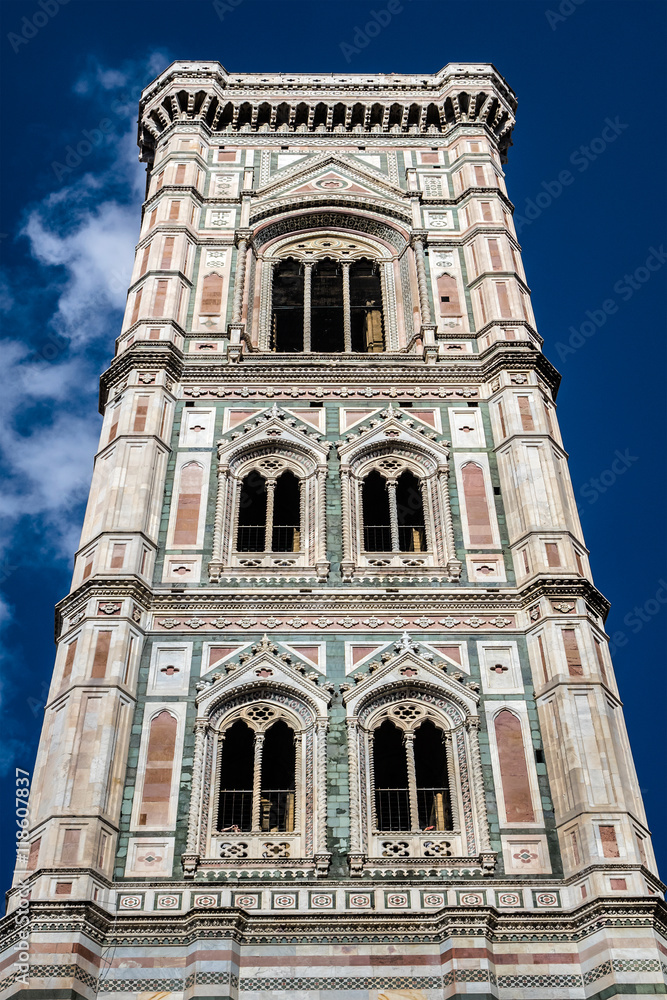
[1,897,665,949]
[137,62,517,165]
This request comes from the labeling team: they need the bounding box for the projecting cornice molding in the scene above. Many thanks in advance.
[137,61,516,163]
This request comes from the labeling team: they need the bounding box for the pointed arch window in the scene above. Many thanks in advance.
[236,469,301,552]
[362,469,426,552]
[373,718,452,832]
[217,718,296,834]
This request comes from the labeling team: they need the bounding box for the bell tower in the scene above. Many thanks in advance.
[2,61,664,999]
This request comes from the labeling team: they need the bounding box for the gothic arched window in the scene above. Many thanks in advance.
[236,469,301,553]
[362,471,391,552]
[414,720,452,831]
[272,260,304,353]
[217,719,254,831]
[217,717,296,834]
[373,717,452,832]
[261,720,296,832]
[237,471,267,551]
[361,468,426,553]
[211,421,330,582]
[373,720,409,830]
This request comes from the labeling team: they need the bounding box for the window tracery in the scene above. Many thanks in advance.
[337,408,461,580]
[183,636,332,878]
[257,230,400,353]
[342,640,493,875]
[209,406,330,581]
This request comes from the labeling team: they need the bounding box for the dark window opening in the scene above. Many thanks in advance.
[362,469,426,552]
[276,103,290,128]
[311,258,344,351]
[362,470,391,551]
[272,259,304,353]
[294,103,309,127]
[271,255,384,354]
[237,471,267,551]
[261,721,296,832]
[218,720,254,831]
[374,720,410,831]
[350,258,385,353]
[272,470,300,551]
[396,470,427,552]
[414,721,452,831]
[332,102,346,127]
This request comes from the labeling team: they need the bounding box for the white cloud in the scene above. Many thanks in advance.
[0,53,167,567]
[24,197,139,344]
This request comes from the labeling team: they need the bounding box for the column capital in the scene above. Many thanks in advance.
[411,229,429,245]
[234,228,253,247]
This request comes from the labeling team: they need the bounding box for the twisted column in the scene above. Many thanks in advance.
[387,479,400,553]
[293,731,303,832]
[258,259,275,350]
[444,731,460,832]
[316,720,329,855]
[316,467,328,571]
[303,261,314,352]
[232,237,248,323]
[439,467,461,577]
[209,459,229,578]
[184,721,209,866]
[466,718,491,852]
[340,468,354,579]
[251,732,265,832]
[419,476,431,553]
[342,261,352,352]
[412,235,432,325]
[404,731,420,833]
[346,720,362,854]
[263,479,276,553]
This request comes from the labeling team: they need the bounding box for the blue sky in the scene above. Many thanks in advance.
[0,0,665,895]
